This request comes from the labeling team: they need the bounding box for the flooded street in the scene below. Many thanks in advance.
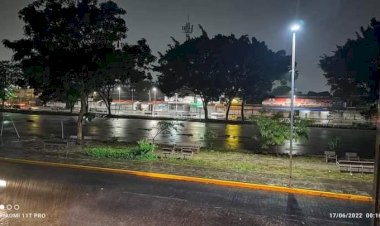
[1,113,376,157]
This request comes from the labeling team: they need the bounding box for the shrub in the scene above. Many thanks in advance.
[131,139,157,159]
[327,135,342,156]
[253,116,311,150]
[203,129,218,149]
[86,139,158,160]
[86,147,133,159]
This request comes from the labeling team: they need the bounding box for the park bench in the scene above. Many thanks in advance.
[69,135,99,143]
[324,151,337,163]
[345,152,360,161]
[161,142,201,159]
[336,160,374,173]
[43,140,69,150]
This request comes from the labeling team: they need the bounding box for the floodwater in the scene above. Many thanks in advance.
[1,113,376,157]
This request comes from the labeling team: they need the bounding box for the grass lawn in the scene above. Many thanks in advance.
[69,143,373,195]
[12,140,373,196]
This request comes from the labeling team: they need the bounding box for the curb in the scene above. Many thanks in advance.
[0,157,373,203]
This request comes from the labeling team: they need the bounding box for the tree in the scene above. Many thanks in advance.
[3,0,128,143]
[305,91,331,97]
[96,39,155,115]
[320,18,380,106]
[0,61,22,109]
[271,85,291,96]
[238,39,291,121]
[254,116,310,151]
[156,26,225,121]
[214,34,250,121]
[156,27,290,121]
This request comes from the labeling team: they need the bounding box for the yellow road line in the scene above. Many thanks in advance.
[0,157,372,203]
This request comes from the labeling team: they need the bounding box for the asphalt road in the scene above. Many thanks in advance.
[2,113,376,157]
[0,161,372,226]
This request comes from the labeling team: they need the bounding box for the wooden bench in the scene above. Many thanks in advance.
[345,152,360,161]
[69,135,99,142]
[336,160,374,173]
[174,143,201,153]
[324,151,337,163]
[43,140,69,150]
[161,147,174,157]
[161,143,201,159]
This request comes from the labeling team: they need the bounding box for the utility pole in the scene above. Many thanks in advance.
[182,15,193,41]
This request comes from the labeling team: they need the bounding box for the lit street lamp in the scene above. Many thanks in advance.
[117,86,121,103]
[289,22,301,187]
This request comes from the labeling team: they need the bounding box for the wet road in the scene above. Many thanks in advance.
[1,113,376,157]
[0,161,372,226]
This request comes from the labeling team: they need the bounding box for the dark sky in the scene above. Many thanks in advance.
[1,0,380,92]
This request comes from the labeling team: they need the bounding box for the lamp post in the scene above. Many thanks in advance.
[131,88,135,110]
[289,23,300,187]
[152,87,157,116]
[117,86,121,103]
[117,86,121,114]
[175,93,178,116]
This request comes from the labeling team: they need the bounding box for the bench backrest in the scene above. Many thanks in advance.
[324,151,336,156]
[345,152,358,157]
[338,160,374,164]
[175,143,201,149]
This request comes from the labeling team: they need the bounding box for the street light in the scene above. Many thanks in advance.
[152,87,157,115]
[117,86,121,103]
[131,88,135,110]
[289,22,301,187]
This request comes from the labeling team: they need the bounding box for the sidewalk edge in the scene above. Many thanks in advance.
[0,157,372,203]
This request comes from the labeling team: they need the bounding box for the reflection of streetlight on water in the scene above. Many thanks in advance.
[131,88,135,110]
[152,87,157,116]
[175,93,178,116]
[117,86,121,114]
[117,86,121,102]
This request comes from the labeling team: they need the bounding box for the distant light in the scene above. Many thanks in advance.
[290,24,301,32]
[152,87,157,92]
[117,87,121,91]
[0,179,6,187]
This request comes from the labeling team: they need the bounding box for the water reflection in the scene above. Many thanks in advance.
[29,115,41,132]
[225,124,241,150]
[0,179,6,187]
[6,113,377,156]
[278,140,303,155]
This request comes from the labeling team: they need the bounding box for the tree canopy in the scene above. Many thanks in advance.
[320,18,380,106]
[0,61,22,108]
[3,0,129,141]
[155,26,290,120]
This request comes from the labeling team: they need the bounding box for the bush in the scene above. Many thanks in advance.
[327,135,342,156]
[203,129,218,149]
[253,116,311,150]
[86,139,157,160]
[131,139,157,159]
[86,147,133,159]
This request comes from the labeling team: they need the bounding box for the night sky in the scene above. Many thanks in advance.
[1,0,379,92]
